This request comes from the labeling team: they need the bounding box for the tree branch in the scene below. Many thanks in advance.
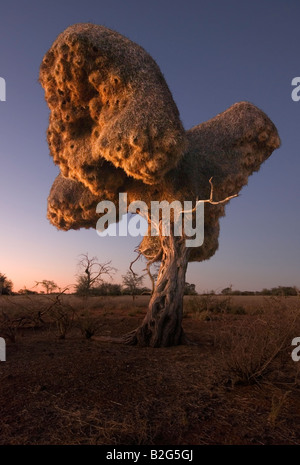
[129,249,142,277]
[180,177,239,215]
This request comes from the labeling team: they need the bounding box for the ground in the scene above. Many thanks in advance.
[0,294,300,445]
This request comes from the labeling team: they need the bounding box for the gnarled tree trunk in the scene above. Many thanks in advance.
[125,233,190,347]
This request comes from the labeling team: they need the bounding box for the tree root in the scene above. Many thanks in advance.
[93,330,197,347]
[122,329,138,346]
[93,335,124,344]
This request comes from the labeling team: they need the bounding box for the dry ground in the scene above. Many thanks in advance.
[0,294,300,445]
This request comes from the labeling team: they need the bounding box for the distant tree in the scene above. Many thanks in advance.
[257,286,298,296]
[122,271,144,301]
[0,273,13,295]
[75,253,116,296]
[141,287,152,295]
[35,280,58,294]
[260,288,271,295]
[271,286,298,296]
[93,282,122,296]
[284,286,297,296]
[231,290,243,295]
[221,286,232,295]
[184,283,197,295]
[18,288,38,295]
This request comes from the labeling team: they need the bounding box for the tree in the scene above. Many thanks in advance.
[122,271,144,301]
[18,288,38,295]
[40,24,280,347]
[221,286,233,296]
[92,282,122,296]
[184,283,197,295]
[75,253,116,296]
[270,286,298,296]
[0,273,13,295]
[35,280,58,294]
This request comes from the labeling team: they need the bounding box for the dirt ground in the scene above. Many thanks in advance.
[0,294,300,445]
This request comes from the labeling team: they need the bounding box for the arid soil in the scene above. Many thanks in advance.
[0,295,300,445]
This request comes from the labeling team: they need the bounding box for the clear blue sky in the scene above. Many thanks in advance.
[0,0,299,293]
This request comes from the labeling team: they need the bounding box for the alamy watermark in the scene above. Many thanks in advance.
[0,338,6,362]
[291,77,300,101]
[0,77,6,101]
[96,193,204,247]
[291,337,300,362]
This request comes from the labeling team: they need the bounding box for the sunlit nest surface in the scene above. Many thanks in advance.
[40,23,280,264]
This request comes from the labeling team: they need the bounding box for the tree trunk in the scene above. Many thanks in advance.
[125,233,190,347]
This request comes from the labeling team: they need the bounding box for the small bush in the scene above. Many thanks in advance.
[78,313,101,339]
[184,295,236,318]
[217,306,300,385]
[48,298,76,339]
[268,390,290,427]
[0,273,13,295]
[230,305,247,315]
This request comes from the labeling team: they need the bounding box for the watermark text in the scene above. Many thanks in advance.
[0,77,6,101]
[291,337,300,362]
[291,77,300,101]
[0,338,6,361]
[96,193,204,247]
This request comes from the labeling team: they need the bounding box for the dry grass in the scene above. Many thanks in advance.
[184,294,246,320]
[0,295,300,444]
[218,308,299,385]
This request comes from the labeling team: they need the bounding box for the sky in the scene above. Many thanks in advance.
[0,0,299,293]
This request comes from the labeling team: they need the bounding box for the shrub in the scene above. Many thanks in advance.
[184,295,235,318]
[217,305,300,385]
[78,312,101,339]
[0,274,13,295]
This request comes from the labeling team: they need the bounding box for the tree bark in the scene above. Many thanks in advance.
[124,233,190,347]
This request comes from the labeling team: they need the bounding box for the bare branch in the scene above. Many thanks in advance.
[129,248,142,277]
[34,280,58,294]
[206,177,239,204]
[180,177,239,215]
[75,253,117,295]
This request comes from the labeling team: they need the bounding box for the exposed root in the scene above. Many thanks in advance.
[93,335,124,344]
[122,330,138,346]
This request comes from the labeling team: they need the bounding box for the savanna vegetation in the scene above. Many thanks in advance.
[0,290,300,445]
